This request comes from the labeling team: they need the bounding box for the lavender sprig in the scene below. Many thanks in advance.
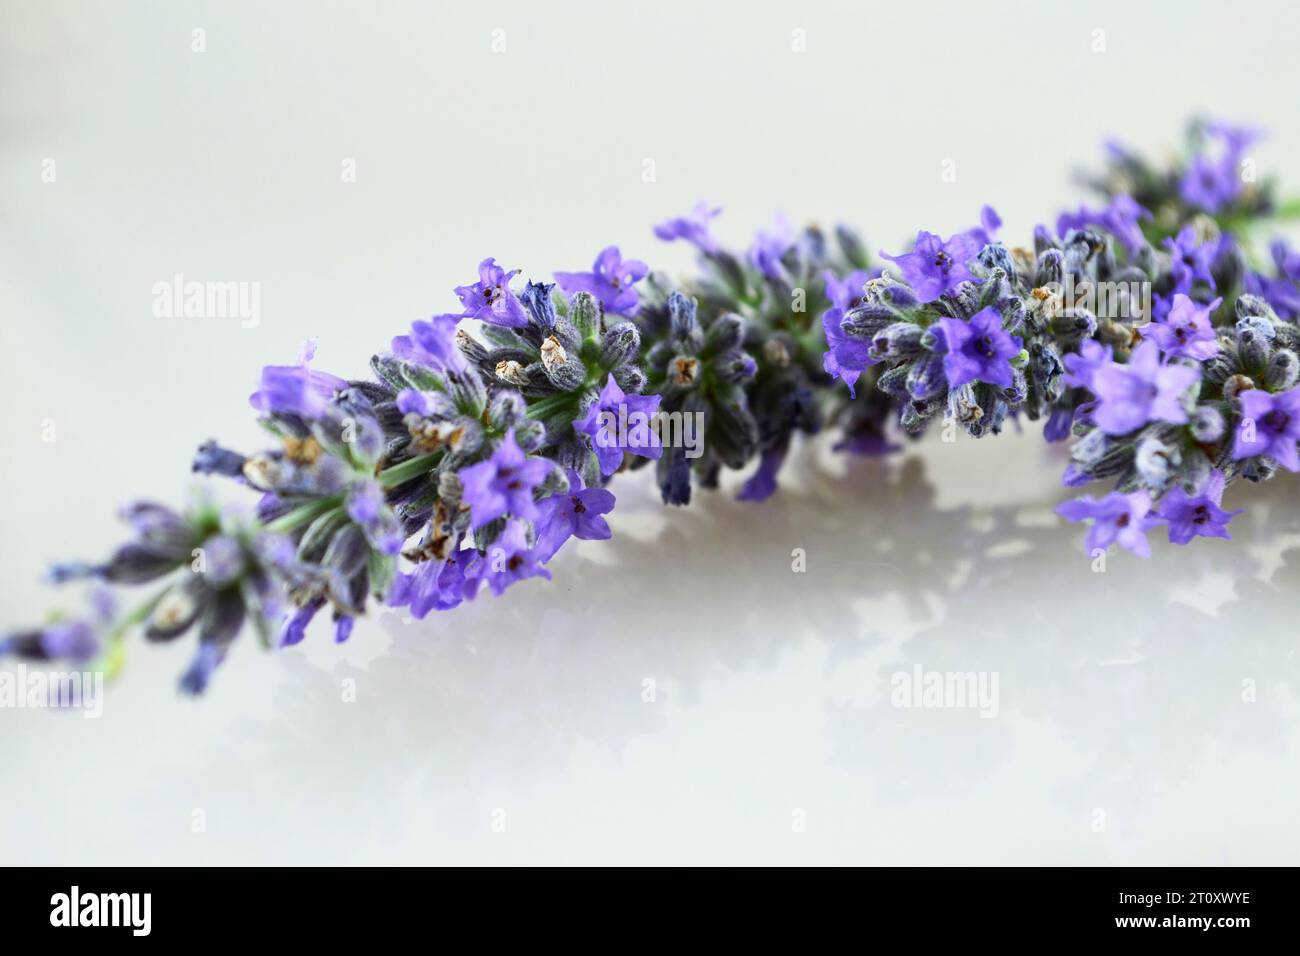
[5,117,1300,693]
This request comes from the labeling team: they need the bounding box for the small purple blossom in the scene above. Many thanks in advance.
[534,470,616,562]
[553,246,649,316]
[388,550,476,618]
[748,214,794,281]
[971,205,1002,246]
[391,313,467,373]
[279,596,324,647]
[1142,293,1221,361]
[937,306,1022,388]
[345,479,404,556]
[249,339,347,419]
[653,201,723,253]
[880,230,983,303]
[179,643,226,696]
[1179,121,1263,213]
[1154,470,1242,545]
[1234,384,1300,471]
[1061,338,1114,390]
[575,376,663,476]
[1164,225,1218,292]
[820,268,875,396]
[1056,490,1158,558]
[1,590,114,663]
[1089,340,1199,436]
[478,518,551,596]
[454,257,528,328]
[1055,195,1151,253]
[458,430,553,529]
[823,269,871,313]
[1245,239,1300,319]
[737,448,784,502]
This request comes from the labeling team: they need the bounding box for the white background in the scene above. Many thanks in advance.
[1,0,1298,864]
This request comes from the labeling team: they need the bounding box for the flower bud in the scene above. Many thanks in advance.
[906,354,947,400]
[1237,326,1270,374]
[455,328,490,366]
[1223,374,1255,402]
[1035,249,1065,287]
[669,355,700,387]
[1189,405,1225,442]
[520,280,557,331]
[704,313,745,355]
[192,440,246,478]
[841,303,895,340]
[568,291,602,339]
[835,223,870,270]
[1135,434,1181,488]
[599,322,641,369]
[488,390,527,430]
[667,291,698,341]
[763,338,791,368]
[540,335,587,391]
[715,349,758,384]
[612,364,646,393]
[875,365,911,399]
[1264,349,1299,391]
[870,322,924,361]
[1235,293,1279,324]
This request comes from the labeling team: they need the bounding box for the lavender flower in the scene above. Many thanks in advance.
[737,448,783,502]
[1,590,114,663]
[455,257,529,328]
[553,246,649,316]
[821,269,875,396]
[391,313,467,373]
[477,518,551,596]
[1090,340,1199,435]
[1061,339,1113,390]
[1056,491,1158,558]
[748,214,794,281]
[971,205,1002,245]
[574,376,663,476]
[534,470,616,562]
[1233,384,1300,471]
[388,550,476,618]
[345,480,404,556]
[653,201,723,253]
[1142,293,1221,361]
[1164,225,1218,292]
[1153,470,1242,544]
[1055,195,1151,253]
[249,340,346,419]
[880,230,983,303]
[1179,121,1262,213]
[1245,239,1300,319]
[458,430,553,529]
[937,307,1023,389]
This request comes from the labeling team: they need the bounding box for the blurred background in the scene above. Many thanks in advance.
[1,0,1297,864]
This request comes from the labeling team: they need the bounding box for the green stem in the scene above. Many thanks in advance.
[378,451,441,488]
[526,393,577,420]
[266,495,342,534]
[110,586,171,640]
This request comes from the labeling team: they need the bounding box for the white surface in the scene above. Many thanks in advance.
[1,0,1298,865]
